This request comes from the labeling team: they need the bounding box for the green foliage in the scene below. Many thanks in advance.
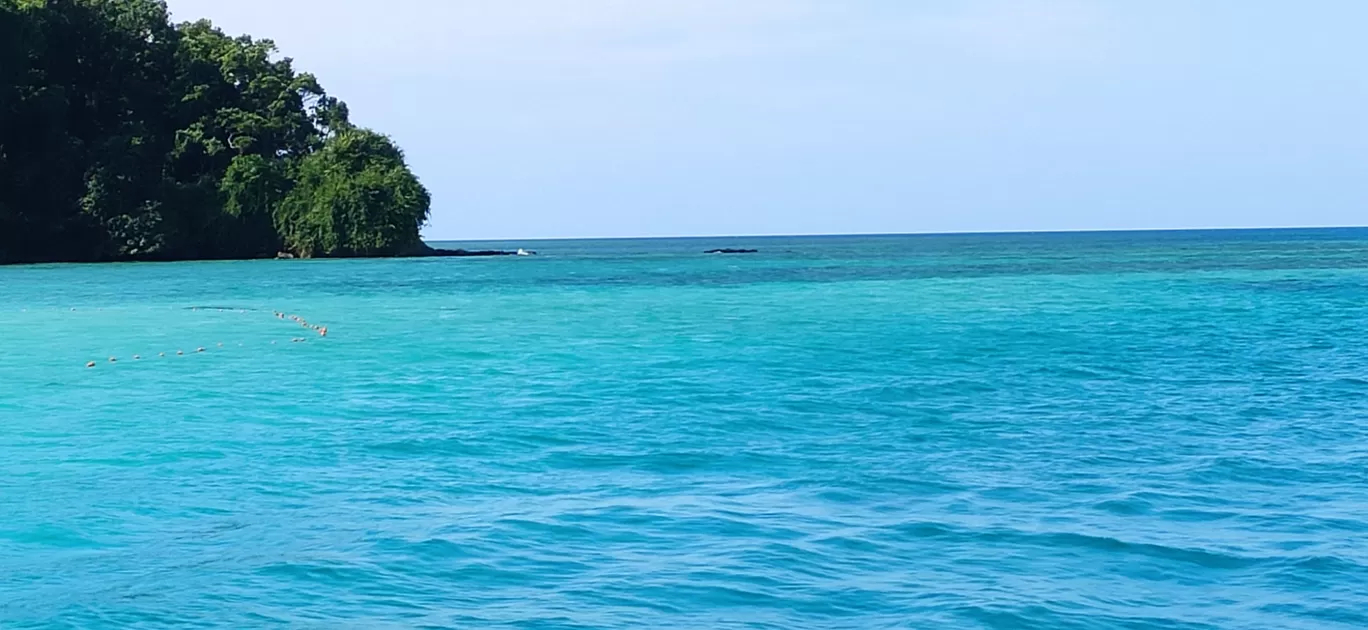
[278,130,431,257]
[0,0,430,264]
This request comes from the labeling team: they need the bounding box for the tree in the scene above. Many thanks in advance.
[277,129,431,258]
[0,0,431,264]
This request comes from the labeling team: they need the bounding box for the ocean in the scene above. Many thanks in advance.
[2,230,1366,628]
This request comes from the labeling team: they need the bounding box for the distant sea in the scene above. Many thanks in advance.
[3,229,1367,629]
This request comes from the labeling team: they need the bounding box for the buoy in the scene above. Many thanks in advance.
[177,350,184,356]
[196,347,205,353]
[217,342,223,347]
[159,352,166,357]
[108,357,116,363]
[319,327,328,337]
[86,361,96,368]
[133,355,141,360]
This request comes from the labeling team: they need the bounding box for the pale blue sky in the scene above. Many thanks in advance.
[166,0,1367,240]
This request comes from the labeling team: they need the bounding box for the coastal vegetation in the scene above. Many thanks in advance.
[0,0,431,264]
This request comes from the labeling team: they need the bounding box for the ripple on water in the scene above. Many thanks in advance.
[5,232,1368,628]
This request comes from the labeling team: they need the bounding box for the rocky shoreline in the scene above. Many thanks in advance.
[407,243,534,258]
[420,248,523,257]
[269,244,535,260]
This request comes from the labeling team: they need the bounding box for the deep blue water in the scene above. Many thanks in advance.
[3,229,1368,628]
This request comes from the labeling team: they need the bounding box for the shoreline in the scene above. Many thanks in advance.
[0,244,529,267]
[8,226,1367,266]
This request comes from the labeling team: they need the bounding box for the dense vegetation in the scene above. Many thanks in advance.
[0,0,431,264]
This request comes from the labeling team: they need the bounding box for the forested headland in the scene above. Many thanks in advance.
[0,0,435,264]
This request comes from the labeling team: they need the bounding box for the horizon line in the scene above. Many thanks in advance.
[424,224,1368,243]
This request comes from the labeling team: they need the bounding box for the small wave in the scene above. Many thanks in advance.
[365,437,491,458]
[257,561,384,585]
[890,522,1258,570]
[951,603,1225,630]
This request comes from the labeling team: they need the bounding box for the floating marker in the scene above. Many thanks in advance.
[133,355,141,360]
[108,357,117,363]
[86,361,96,368]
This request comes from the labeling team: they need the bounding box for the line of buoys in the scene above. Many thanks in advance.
[279,311,328,337]
[85,308,330,368]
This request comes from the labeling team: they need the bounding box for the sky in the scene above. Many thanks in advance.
[164,0,1368,240]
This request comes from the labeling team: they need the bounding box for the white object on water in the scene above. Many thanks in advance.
[516,249,530,256]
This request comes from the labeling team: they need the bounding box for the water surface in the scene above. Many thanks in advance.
[3,230,1367,628]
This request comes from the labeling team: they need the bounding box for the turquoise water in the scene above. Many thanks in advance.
[3,230,1368,629]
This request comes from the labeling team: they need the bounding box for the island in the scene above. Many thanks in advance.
[0,0,485,265]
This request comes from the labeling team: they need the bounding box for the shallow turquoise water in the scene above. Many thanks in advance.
[3,230,1368,628]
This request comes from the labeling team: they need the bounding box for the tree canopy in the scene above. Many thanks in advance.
[0,0,431,264]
